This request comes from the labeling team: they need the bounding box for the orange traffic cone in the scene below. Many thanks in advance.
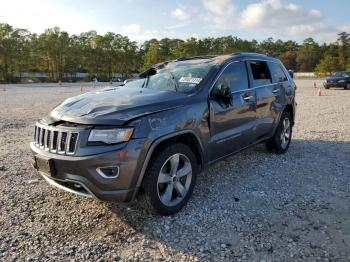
[80,86,83,93]
[317,87,322,96]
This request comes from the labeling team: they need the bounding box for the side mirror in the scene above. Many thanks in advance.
[288,70,294,79]
[212,84,232,104]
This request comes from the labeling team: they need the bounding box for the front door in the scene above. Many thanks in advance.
[208,61,256,161]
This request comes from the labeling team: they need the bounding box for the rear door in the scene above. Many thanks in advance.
[247,60,281,140]
[208,61,256,161]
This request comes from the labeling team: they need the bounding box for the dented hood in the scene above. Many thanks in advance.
[49,86,188,125]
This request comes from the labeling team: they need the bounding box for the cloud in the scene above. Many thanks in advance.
[238,0,339,41]
[171,8,190,21]
[122,24,141,34]
[202,0,236,28]
[239,0,323,29]
[201,0,339,42]
[120,25,177,42]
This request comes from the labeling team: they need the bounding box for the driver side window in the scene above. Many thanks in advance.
[212,62,249,95]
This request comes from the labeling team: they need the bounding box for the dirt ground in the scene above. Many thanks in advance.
[0,80,349,261]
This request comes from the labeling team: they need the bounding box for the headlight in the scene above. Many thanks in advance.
[88,128,133,144]
[338,80,346,83]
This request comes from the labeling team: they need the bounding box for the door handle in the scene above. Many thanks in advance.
[243,95,254,101]
[272,88,280,93]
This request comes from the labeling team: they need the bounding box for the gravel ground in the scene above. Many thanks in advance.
[0,80,349,261]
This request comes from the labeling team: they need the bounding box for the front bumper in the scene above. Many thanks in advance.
[30,138,149,202]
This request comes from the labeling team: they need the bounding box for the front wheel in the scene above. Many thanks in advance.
[141,143,198,215]
[345,83,350,90]
[266,111,293,154]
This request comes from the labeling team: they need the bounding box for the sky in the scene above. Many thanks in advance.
[0,0,349,43]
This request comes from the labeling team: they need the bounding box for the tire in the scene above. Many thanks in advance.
[265,111,292,154]
[141,143,198,215]
[345,83,350,90]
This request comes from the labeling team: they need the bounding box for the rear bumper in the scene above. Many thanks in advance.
[324,82,346,88]
[30,138,149,202]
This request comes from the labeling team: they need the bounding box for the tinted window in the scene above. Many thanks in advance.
[213,62,249,93]
[249,61,272,87]
[269,62,288,83]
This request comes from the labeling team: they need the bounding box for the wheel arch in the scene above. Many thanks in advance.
[284,103,295,125]
[134,130,205,192]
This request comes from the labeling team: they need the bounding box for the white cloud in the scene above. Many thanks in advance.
[202,0,236,28]
[239,0,322,29]
[120,25,177,42]
[122,24,141,34]
[202,0,235,16]
[238,0,338,41]
[171,8,190,21]
[201,0,339,42]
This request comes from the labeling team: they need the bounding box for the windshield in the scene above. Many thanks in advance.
[334,72,350,77]
[123,62,213,93]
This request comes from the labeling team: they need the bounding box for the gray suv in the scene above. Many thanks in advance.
[31,52,296,215]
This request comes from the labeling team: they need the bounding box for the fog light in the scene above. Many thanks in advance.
[96,166,119,178]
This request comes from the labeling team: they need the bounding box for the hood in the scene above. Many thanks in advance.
[48,86,189,125]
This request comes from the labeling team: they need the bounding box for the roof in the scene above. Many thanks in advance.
[141,52,277,76]
[173,52,274,65]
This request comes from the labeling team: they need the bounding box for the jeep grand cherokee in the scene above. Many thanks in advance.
[31,52,296,215]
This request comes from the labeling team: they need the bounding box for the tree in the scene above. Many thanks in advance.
[296,38,322,72]
[142,43,166,70]
[1,22,350,83]
[315,54,340,76]
[337,32,350,70]
[0,23,32,82]
[280,51,298,71]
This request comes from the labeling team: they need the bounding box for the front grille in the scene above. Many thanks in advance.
[34,123,79,155]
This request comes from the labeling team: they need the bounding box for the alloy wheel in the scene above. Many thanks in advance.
[157,153,192,207]
[280,117,291,149]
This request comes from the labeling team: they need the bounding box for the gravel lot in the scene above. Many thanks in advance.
[0,80,349,261]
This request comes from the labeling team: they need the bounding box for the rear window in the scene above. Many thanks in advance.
[269,62,288,83]
[249,61,272,87]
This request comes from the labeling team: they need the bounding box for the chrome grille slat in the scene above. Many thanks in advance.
[39,128,44,147]
[33,123,79,155]
[52,131,58,152]
[44,129,49,150]
[57,131,64,154]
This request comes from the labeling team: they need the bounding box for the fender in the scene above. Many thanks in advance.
[270,101,296,138]
[132,130,205,199]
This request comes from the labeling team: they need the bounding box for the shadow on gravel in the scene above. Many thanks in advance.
[106,139,350,258]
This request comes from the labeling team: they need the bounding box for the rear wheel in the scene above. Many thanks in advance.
[345,83,350,90]
[266,111,292,154]
[141,143,198,215]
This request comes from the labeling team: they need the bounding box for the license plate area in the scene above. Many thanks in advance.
[34,155,56,176]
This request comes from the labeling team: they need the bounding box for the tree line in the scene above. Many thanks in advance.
[0,23,349,83]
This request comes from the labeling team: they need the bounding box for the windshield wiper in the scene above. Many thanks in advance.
[141,77,149,88]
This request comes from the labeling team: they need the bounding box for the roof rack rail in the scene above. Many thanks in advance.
[176,55,217,61]
[232,52,269,57]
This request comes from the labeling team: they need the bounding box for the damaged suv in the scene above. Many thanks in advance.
[31,52,296,215]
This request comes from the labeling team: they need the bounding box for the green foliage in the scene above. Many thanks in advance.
[315,54,341,76]
[0,22,350,83]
